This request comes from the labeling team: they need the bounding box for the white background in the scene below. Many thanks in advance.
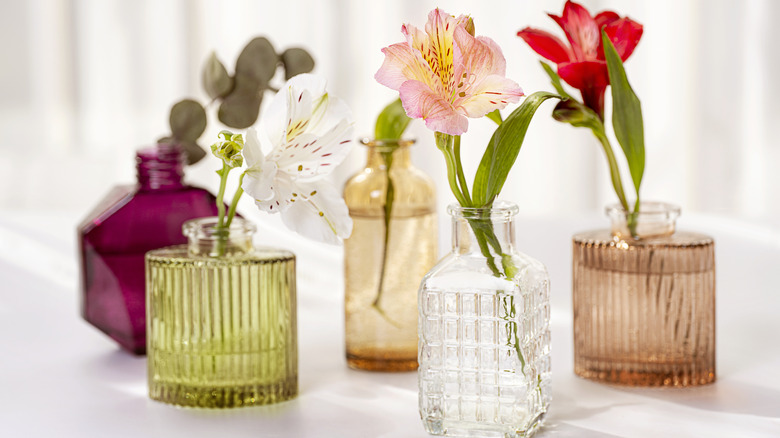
[1,0,779,232]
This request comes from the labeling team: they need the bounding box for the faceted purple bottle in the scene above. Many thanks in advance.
[78,144,219,354]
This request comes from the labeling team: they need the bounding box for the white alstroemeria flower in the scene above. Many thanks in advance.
[242,74,354,244]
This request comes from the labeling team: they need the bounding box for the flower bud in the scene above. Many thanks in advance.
[211,130,245,168]
[552,99,598,127]
[464,17,475,36]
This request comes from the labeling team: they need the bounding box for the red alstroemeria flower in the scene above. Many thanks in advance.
[518,0,642,118]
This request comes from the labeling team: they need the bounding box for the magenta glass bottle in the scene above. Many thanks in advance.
[78,144,219,354]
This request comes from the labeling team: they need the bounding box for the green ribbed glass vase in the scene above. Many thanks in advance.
[145,217,297,408]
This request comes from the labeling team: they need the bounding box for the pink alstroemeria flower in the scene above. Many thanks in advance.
[518,0,642,118]
[376,8,524,135]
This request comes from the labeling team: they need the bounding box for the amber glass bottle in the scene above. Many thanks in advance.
[343,138,437,371]
[572,202,716,387]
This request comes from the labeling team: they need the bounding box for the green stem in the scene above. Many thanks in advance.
[592,125,630,212]
[627,195,641,238]
[225,172,245,228]
[435,132,470,207]
[215,163,230,228]
[434,129,528,377]
[372,148,401,328]
[453,136,472,206]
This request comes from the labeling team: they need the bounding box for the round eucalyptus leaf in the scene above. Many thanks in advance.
[156,136,206,164]
[169,99,207,142]
[202,52,234,99]
[281,48,315,80]
[181,141,207,164]
[218,73,263,129]
[235,37,278,84]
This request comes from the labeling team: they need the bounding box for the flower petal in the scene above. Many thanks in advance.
[253,172,295,214]
[594,11,620,29]
[375,41,439,92]
[242,128,264,168]
[549,0,599,60]
[242,160,278,202]
[399,80,468,135]
[456,31,508,78]
[280,180,352,244]
[558,60,609,91]
[422,8,463,90]
[241,128,278,202]
[262,74,327,148]
[457,74,524,118]
[517,27,573,64]
[269,119,353,180]
[308,93,353,137]
[603,17,644,61]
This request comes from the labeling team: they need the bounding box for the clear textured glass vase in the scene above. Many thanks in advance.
[418,203,551,437]
[79,143,218,354]
[145,217,297,407]
[343,138,437,371]
[572,202,716,387]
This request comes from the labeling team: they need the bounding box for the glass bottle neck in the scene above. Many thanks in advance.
[137,143,186,191]
[607,201,680,240]
[361,138,414,169]
[183,217,255,257]
[450,203,518,256]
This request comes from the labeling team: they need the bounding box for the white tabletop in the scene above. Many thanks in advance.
[1,210,779,438]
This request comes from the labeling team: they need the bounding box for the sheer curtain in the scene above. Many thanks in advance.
[1,0,778,229]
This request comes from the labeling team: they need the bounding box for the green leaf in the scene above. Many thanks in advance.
[235,37,278,85]
[374,99,411,140]
[157,136,206,165]
[540,61,575,101]
[602,30,645,195]
[472,91,559,207]
[217,73,262,129]
[169,99,206,142]
[280,48,315,80]
[180,141,206,164]
[202,52,234,100]
[486,109,503,125]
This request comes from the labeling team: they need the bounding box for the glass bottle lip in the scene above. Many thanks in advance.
[359,137,416,150]
[136,143,186,190]
[606,201,681,239]
[448,201,519,220]
[136,142,184,161]
[605,201,681,221]
[182,216,257,239]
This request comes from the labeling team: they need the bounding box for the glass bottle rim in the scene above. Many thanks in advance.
[448,201,519,220]
[136,142,185,161]
[359,137,416,150]
[605,201,681,221]
[182,216,257,239]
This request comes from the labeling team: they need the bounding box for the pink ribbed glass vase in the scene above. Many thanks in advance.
[572,202,716,387]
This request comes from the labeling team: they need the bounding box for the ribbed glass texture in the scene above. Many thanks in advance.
[145,217,298,407]
[572,202,716,387]
[344,138,437,371]
[419,203,551,437]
